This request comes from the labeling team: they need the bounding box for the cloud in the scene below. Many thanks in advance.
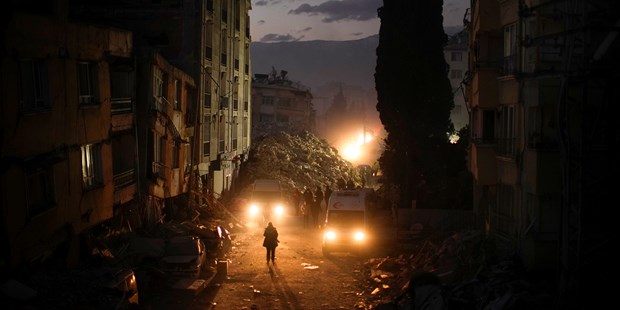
[259,33,304,42]
[288,0,381,23]
[255,0,291,6]
[257,20,266,25]
[299,27,313,33]
[349,32,364,37]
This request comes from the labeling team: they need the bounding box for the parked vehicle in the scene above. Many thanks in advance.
[21,267,139,309]
[322,189,373,256]
[247,179,287,224]
[160,236,208,278]
[200,225,233,258]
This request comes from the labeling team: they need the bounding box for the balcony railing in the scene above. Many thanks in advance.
[496,137,517,157]
[502,55,517,76]
[111,97,132,114]
[152,162,168,179]
[113,169,135,190]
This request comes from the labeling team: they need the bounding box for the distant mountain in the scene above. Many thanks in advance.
[250,27,464,91]
[251,35,379,91]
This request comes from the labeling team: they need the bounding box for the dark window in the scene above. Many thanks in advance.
[78,61,99,105]
[19,59,50,112]
[25,165,55,217]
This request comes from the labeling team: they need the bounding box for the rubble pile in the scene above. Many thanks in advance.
[361,230,556,309]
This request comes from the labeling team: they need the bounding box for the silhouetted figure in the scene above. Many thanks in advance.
[311,186,323,228]
[262,222,279,264]
[303,187,314,228]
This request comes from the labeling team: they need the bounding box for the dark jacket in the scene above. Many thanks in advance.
[262,224,279,248]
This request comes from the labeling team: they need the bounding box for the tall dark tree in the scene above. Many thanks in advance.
[375,1,454,208]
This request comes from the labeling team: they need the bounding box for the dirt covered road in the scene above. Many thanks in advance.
[190,214,371,309]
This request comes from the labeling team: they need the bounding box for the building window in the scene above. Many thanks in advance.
[25,165,55,217]
[78,61,99,105]
[450,69,463,79]
[174,79,181,110]
[263,96,274,105]
[221,0,228,24]
[451,52,463,61]
[219,115,225,152]
[494,184,515,236]
[276,113,289,123]
[232,116,238,150]
[205,22,213,60]
[503,23,518,75]
[203,116,211,156]
[81,143,103,190]
[204,69,212,108]
[19,59,50,112]
[172,142,179,168]
[153,67,164,104]
[498,105,516,156]
[110,68,134,114]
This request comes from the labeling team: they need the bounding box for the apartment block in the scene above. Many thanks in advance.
[444,29,470,132]
[1,2,133,268]
[466,0,618,305]
[251,70,315,138]
[70,0,253,198]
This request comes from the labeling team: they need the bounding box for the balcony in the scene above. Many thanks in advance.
[470,70,499,109]
[111,97,132,114]
[152,162,168,179]
[524,148,561,195]
[470,143,497,186]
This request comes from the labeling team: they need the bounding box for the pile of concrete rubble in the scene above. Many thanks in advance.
[361,230,556,309]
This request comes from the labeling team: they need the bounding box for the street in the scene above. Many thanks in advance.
[143,212,386,310]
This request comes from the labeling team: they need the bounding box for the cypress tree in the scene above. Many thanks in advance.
[375,0,454,208]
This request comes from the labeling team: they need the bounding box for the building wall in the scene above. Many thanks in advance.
[1,8,132,267]
[251,73,315,138]
[444,31,469,131]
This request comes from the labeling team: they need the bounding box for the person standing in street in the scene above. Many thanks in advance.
[263,222,279,264]
[312,186,324,229]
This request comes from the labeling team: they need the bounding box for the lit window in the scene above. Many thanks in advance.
[81,143,103,189]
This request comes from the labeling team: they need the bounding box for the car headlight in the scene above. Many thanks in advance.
[249,204,260,216]
[324,231,336,240]
[274,204,284,216]
[353,231,365,241]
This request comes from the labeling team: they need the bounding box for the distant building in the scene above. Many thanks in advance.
[444,29,469,132]
[251,69,315,138]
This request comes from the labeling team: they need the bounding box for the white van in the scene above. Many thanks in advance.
[321,189,373,256]
[247,179,286,224]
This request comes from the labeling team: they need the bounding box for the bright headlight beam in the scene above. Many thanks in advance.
[354,231,365,241]
[325,231,336,240]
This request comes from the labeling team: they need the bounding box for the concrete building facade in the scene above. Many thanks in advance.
[251,70,315,138]
[70,0,253,198]
[444,29,470,132]
[1,3,134,268]
[466,0,618,306]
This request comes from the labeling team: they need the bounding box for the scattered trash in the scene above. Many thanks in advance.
[371,288,380,295]
[304,265,319,270]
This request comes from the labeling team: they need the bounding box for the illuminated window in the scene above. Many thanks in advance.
[81,143,103,189]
